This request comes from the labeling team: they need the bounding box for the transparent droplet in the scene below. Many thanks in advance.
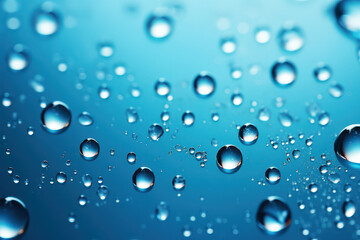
[80,138,100,161]
[328,173,340,184]
[182,111,195,126]
[82,174,92,188]
[98,42,114,58]
[271,60,296,87]
[334,124,360,168]
[314,64,332,82]
[126,107,139,124]
[161,111,170,122]
[78,195,87,206]
[231,93,243,106]
[155,78,171,97]
[97,185,109,200]
[98,86,111,99]
[172,175,185,191]
[216,145,243,174]
[78,112,93,126]
[343,200,356,218]
[239,123,258,145]
[7,44,29,71]
[309,183,318,193]
[148,124,164,141]
[0,197,29,239]
[33,2,60,36]
[335,0,360,40]
[146,14,172,39]
[329,84,344,98]
[27,127,34,136]
[127,152,136,164]
[265,167,281,184]
[255,27,271,44]
[155,201,169,221]
[132,167,155,192]
[292,149,300,159]
[318,112,330,126]
[278,112,293,127]
[278,25,304,52]
[230,67,243,80]
[258,108,270,122]
[256,196,291,235]
[220,37,237,54]
[41,101,71,134]
[56,171,67,184]
[193,72,216,97]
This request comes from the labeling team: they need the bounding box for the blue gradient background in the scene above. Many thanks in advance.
[1,0,360,239]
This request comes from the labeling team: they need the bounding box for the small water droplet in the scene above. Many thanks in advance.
[80,138,100,161]
[132,167,155,192]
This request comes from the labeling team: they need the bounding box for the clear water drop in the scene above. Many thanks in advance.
[334,124,360,168]
[258,108,270,122]
[231,93,243,106]
[148,123,164,141]
[265,167,281,184]
[314,64,332,82]
[7,44,29,71]
[97,185,109,200]
[193,72,216,97]
[172,175,185,191]
[343,200,356,218]
[132,167,155,192]
[239,123,258,145]
[80,138,100,161]
[278,112,293,127]
[278,25,304,52]
[126,107,139,124]
[155,201,169,221]
[33,2,60,36]
[41,101,71,134]
[78,112,93,126]
[182,111,195,126]
[329,84,344,98]
[335,0,360,40]
[271,60,297,87]
[318,112,330,126]
[216,145,243,174]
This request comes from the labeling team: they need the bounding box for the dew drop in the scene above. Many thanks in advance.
[239,123,258,145]
[334,124,360,168]
[127,152,136,164]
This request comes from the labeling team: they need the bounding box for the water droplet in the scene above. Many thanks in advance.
[318,112,330,126]
[78,195,87,206]
[231,93,243,106]
[335,0,360,40]
[343,200,356,218]
[2,93,12,107]
[211,113,220,122]
[258,108,270,122]
[271,60,296,87]
[127,152,136,164]
[278,112,293,127]
[161,111,170,122]
[132,167,155,192]
[148,123,164,141]
[239,123,258,145]
[216,145,243,174]
[146,14,172,39]
[0,197,29,239]
[193,72,216,97]
[278,25,304,52]
[27,127,34,136]
[98,86,111,99]
[319,165,328,174]
[98,42,114,58]
[155,201,169,221]
[82,174,92,188]
[182,111,195,126]
[80,138,100,161]
[78,112,93,126]
[41,101,71,134]
[7,44,29,71]
[126,107,139,124]
[265,167,281,184]
[230,67,243,79]
[256,196,291,235]
[328,173,340,184]
[255,27,271,44]
[155,78,171,97]
[314,64,332,82]
[220,37,237,54]
[97,185,109,200]
[172,175,185,191]
[309,183,318,193]
[292,149,301,159]
[56,171,67,184]
[33,2,60,36]
[329,84,344,98]
[334,124,360,168]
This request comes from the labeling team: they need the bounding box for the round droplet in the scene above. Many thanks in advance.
[33,2,60,36]
[148,124,164,141]
[155,79,171,97]
[278,112,293,127]
[98,86,111,99]
[82,174,92,188]
[193,72,216,97]
[7,44,29,71]
[309,183,318,193]
[314,64,332,82]
[127,152,136,164]
[258,108,270,122]
[239,123,258,145]
[255,27,271,44]
[292,149,301,159]
[0,197,29,239]
[172,175,185,191]
[78,195,87,206]
[343,200,356,218]
[231,93,243,106]
[216,145,243,174]
[97,185,109,200]
[161,111,170,122]
[182,111,195,126]
[271,60,297,87]
[41,101,71,134]
[155,201,169,221]
[80,138,100,161]
[132,167,155,192]
[318,112,330,126]
[230,67,243,80]
[78,112,93,126]
[335,0,360,40]
[334,124,360,168]
[329,84,344,98]
[256,196,291,235]
[220,37,237,54]
[98,42,114,58]
[146,14,172,39]
[328,173,340,184]
[56,171,67,184]
[126,107,139,124]
[265,167,281,184]
[278,25,304,52]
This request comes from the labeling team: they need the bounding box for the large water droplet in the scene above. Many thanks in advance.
[172,175,185,191]
[132,167,155,192]
[193,72,216,97]
[0,197,29,239]
[334,124,360,168]
[271,60,296,87]
[146,14,172,39]
[335,0,360,40]
[41,101,71,134]
[238,123,258,145]
[148,124,164,141]
[80,138,100,161]
[256,196,291,235]
[265,167,281,184]
[33,2,60,36]
[216,145,243,174]
[7,44,29,71]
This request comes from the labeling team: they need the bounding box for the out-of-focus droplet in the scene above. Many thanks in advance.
[41,101,71,134]
[132,167,155,192]
[126,107,139,124]
[155,201,169,221]
[278,25,304,52]
[146,13,173,39]
[258,108,270,122]
[314,64,332,82]
[230,67,243,80]
[329,84,344,98]
[7,44,29,71]
[82,174,92,188]
[33,2,60,36]
[216,145,243,174]
[335,0,360,40]
[56,171,67,184]
[318,112,330,126]
[220,37,237,54]
[98,42,114,58]
[255,27,271,44]
[193,72,216,97]
[271,60,297,87]
[278,112,293,127]
[80,138,100,161]
[182,111,195,126]
[98,86,111,99]
[0,197,29,239]
[256,196,291,235]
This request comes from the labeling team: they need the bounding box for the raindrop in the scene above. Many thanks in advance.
[97,185,109,200]
[127,152,136,164]
[278,25,304,52]
[56,171,67,184]
[155,78,171,97]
